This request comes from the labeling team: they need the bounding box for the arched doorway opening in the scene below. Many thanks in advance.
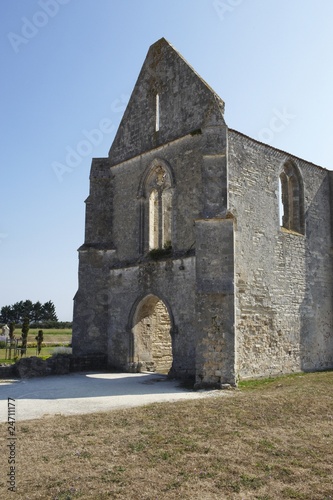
[131,294,173,374]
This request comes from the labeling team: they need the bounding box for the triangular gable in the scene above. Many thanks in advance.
[109,38,225,166]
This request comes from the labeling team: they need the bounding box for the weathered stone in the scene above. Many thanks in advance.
[14,355,70,378]
[46,355,70,375]
[15,357,48,378]
[220,384,233,390]
[0,364,16,379]
[72,38,333,388]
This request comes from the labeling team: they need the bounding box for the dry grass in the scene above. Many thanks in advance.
[1,371,332,499]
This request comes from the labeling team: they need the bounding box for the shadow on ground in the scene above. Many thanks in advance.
[0,372,193,400]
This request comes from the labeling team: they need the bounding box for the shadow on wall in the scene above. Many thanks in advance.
[300,173,333,371]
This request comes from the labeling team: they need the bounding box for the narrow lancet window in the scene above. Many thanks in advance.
[155,93,160,132]
[149,189,159,250]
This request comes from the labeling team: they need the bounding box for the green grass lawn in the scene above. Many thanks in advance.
[0,328,72,364]
[25,328,72,343]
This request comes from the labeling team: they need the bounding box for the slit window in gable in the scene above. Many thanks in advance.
[155,93,160,132]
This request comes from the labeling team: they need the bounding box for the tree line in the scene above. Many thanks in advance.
[0,300,58,325]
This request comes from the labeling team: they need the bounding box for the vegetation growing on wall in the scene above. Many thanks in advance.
[148,241,172,260]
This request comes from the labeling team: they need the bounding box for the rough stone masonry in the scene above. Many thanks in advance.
[72,38,333,388]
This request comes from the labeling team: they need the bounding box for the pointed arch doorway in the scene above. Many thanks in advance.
[130,294,173,374]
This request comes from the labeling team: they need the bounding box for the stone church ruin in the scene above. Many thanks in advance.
[72,38,333,387]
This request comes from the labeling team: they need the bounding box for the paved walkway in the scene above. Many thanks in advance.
[0,372,224,422]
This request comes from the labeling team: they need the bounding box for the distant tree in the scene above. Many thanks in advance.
[21,317,29,357]
[12,301,24,323]
[42,301,58,322]
[22,300,33,320]
[9,322,15,340]
[0,300,59,324]
[35,330,44,355]
[0,305,12,323]
[31,301,42,322]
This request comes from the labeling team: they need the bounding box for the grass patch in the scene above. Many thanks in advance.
[25,328,72,343]
[0,329,72,364]
[0,371,332,498]
[238,372,306,390]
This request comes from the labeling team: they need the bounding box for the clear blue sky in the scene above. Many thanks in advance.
[1,0,333,321]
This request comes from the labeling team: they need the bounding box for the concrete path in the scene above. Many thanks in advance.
[0,372,224,422]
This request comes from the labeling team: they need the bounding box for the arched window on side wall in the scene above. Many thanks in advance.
[279,160,304,234]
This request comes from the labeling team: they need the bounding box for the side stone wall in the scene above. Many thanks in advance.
[228,130,333,379]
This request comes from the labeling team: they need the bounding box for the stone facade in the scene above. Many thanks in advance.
[72,38,333,387]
